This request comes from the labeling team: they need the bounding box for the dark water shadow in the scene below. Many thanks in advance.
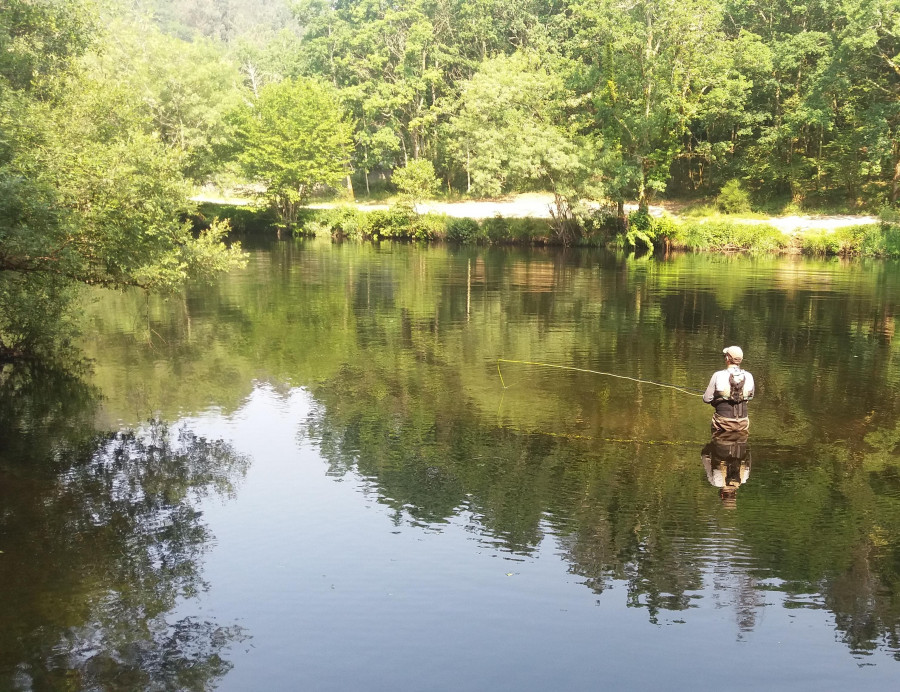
[0,364,250,690]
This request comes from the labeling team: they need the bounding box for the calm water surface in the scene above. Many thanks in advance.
[3,238,900,690]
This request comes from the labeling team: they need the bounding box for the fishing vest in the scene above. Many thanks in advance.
[712,367,753,418]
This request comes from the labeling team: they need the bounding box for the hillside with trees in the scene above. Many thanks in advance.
[71,0,900,212]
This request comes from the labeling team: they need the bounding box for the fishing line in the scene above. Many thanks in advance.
[497,423,708,445]
[496,415,711,445]
[497,358,704,397]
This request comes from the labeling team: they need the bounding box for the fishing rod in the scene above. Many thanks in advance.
[496,358,704,397]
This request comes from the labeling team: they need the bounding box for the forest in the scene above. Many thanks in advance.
[88,0,900,209]
[2,0,900,357]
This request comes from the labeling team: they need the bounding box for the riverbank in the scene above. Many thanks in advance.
[193,191,881,233]
[195,195,900,257]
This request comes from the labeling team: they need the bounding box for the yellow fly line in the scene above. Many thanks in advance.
[496,358,703,398]
[500,424,708,445]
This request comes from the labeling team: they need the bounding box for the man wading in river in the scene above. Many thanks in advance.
[702,346,755,433]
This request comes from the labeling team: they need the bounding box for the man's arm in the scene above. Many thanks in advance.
[702,373,718,403]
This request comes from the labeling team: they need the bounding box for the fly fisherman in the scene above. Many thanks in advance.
[703,346,755,433]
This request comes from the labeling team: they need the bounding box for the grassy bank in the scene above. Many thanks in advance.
[661,217,900,257]
[197,202,900,258]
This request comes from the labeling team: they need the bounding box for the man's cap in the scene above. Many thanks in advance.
[723,345,744,362]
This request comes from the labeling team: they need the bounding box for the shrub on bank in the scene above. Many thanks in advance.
[620,209,681,251]
[800,223,900,257]
[483,216,553,244]
[200,201,900,257]
[670,219,788,253]
[446,218,483,243]
[716,179,752,214]
[196,202,277,233]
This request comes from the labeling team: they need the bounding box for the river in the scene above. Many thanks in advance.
[2,238,900,690]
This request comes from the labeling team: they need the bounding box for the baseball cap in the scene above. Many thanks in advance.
[723,345,743,362]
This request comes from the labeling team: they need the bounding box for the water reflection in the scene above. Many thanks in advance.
[0,366,249,690]
[701,433,752,506]
[24,240,900,677]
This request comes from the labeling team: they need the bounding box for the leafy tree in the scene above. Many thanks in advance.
[676,30,774,194]
[392,159,440,206]
[0,0,246,361]
[90,20,244,179]
[717,179,752,213]
[564,0,730,210]
[292,0,556,186]
[820,0,900,204]
[449,51,581,198]
[128,0,296,42]
[227,77,352,223]
[0,0,96,91]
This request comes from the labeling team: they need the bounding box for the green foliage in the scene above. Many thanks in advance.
[127,0,296,42]
[716,179,752,214]
[800,224,900,258]
[879,205,900,225]
[482,216,552,244]
[565,0,729,208]
[623,210,656,252]
[449,51,581,198]
[106,0,900,212]
[311,206,378,240]
[292,0,555,186]
[292,206,449,241]
[445,218,484,243]
[672,220,789,253]
[197,203,278,234]
[392,159,440,204]
[0,0,96,91]
[90,21,244,180]
[0,0,246,361]
[226,77,352,224]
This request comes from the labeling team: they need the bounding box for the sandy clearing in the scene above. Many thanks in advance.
[714,214,880,234]
[417,194,880,233]
[197,191,881,234]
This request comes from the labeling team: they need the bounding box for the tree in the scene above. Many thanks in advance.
[563,0,730,210]
[227,77,352,223]
[0,0,95,91]
[818,0,900,203]
[90,20,244,180]
[449,51,581,198]
[292,0,557,186]
[392,159,440,206]
[0,0,246,361]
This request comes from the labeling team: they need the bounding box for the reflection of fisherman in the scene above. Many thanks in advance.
[702,345,755,434]
[702,433,751,505]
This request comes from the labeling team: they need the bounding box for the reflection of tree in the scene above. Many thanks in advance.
[301,361,709,617]
[300,348,900,656]
[78,240,900,659]
[0,363,103,465]
[0,366,249,690]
